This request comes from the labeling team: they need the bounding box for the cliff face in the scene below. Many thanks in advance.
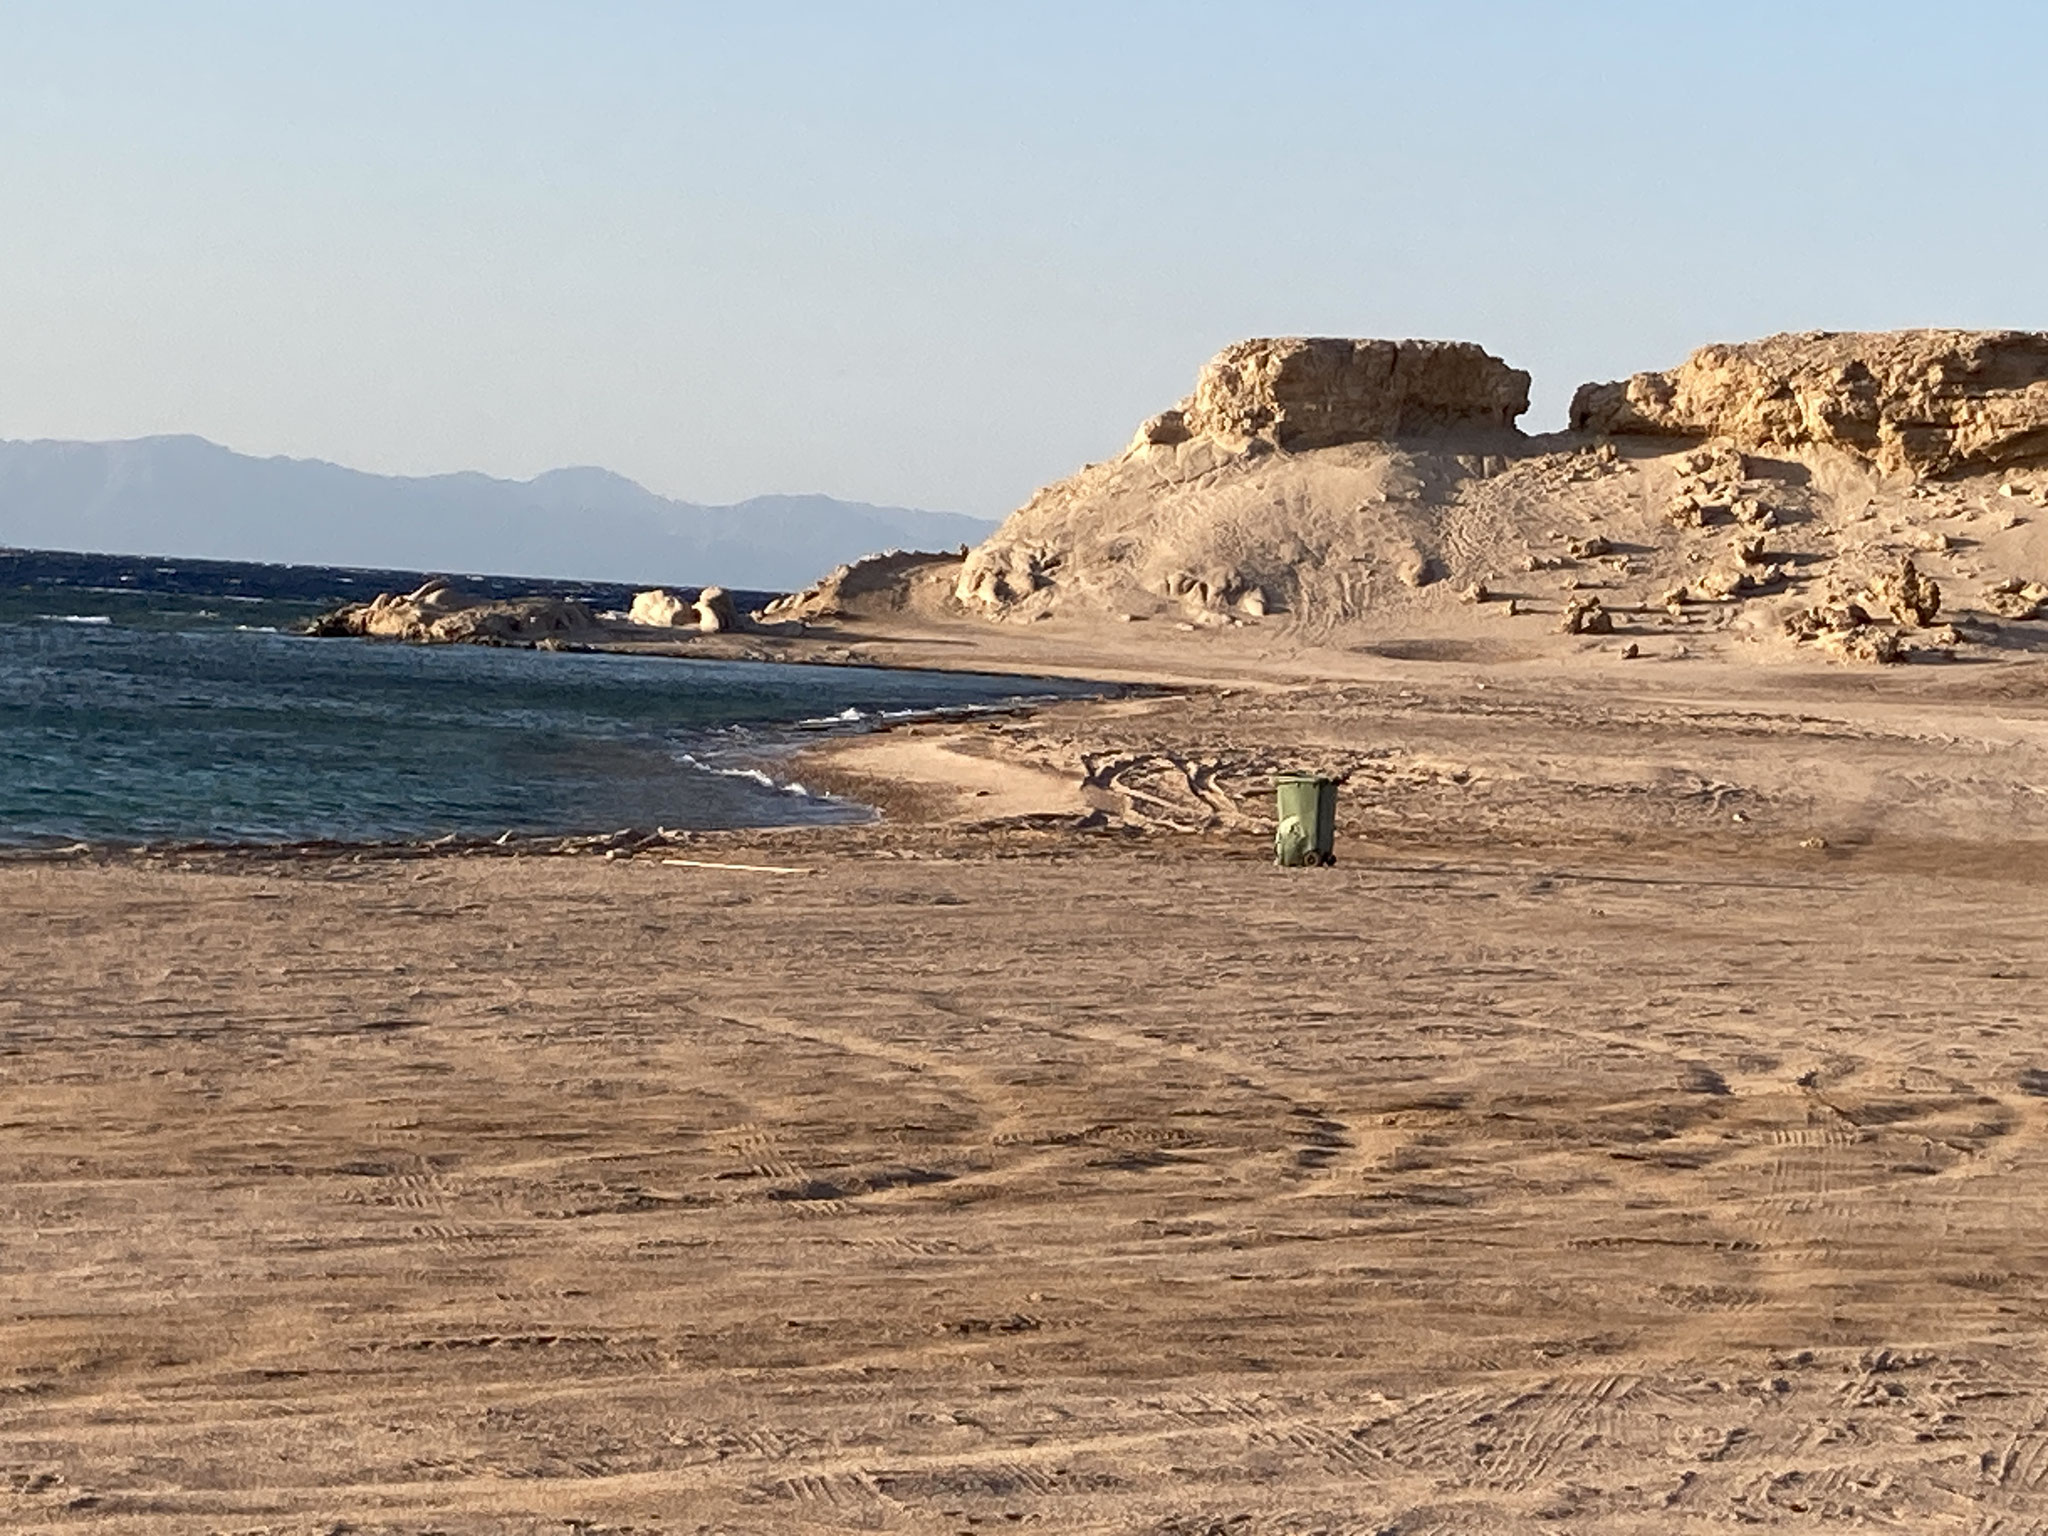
[1570,330,2048,477]
[1141,337,1531,453]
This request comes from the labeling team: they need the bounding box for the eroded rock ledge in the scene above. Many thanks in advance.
[304,579,605,645]
[1138,336,1531,454]
[1570,329,2048,477]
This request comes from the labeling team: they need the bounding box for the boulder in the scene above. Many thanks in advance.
[1561,595,1614,635]
[629,588,690,627]
[693,585,741,633]
[1985,577,2048,620]
[1571,330,2048,477]
[1825,626,1904,665]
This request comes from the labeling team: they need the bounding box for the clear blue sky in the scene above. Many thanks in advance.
[3,1,2043,519]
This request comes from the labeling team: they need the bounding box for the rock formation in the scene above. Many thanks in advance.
[693,586,740,633]
[1985,577,2048,620]
[298,328,2048,669]
[1145,337,1532,454]
[1571,330,2048,477]
[763,550,970,625]
[305,579,602,646]
[626,586,743,632]
[1867,556,1942,628]
[957,337,1534,624]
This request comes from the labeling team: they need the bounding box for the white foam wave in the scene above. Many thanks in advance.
[795,706,867,728]
[675,752,815,797]
[39,614,112,625]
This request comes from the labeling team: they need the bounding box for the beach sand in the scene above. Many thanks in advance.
[7,631,2048,1532]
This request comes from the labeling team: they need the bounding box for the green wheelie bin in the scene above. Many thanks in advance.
[1274,774,1338,866]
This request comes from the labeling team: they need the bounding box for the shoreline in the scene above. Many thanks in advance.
[12,608,2048,1527]
[13,603,2048,861]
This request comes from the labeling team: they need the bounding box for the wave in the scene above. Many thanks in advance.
[38,614,112,625]
[674,751,818,798]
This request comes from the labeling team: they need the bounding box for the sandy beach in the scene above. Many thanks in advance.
[8,631,2048,1533]
[8,0,2045,1523]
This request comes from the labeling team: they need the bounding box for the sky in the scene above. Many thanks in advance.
[2,1,2045,521]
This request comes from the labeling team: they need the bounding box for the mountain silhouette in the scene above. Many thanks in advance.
[0,435,994,590]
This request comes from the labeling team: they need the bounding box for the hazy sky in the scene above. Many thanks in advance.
[3,2,2044,518]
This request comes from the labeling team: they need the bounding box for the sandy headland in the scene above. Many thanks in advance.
[10,329,2048,1532]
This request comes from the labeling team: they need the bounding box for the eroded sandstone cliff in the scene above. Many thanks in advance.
[1570,330,2048,477]
[942,330,2048,663]
[1143,337,1532,453]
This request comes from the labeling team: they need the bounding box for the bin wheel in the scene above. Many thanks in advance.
[1313,851,1336,867]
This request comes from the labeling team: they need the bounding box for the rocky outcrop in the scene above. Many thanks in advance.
[305,579,602,646]
[762,550,968,625]
[1571,330,2048,477]
[957,337,1531,622]
[627,585,744,632]
[1985,577,2048,620]
[1867,556,1942,628]
[1147,337,1530,454]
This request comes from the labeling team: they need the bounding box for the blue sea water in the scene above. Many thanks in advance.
[0,548,1100,846]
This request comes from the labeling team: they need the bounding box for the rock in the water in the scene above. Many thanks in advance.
[408,577,482,616]
[305,578,486,638]
[629,589,690,627]
[304,583,601,646]
[1571,330,2048,477]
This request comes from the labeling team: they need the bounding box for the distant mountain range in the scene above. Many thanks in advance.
[0,435,997,591]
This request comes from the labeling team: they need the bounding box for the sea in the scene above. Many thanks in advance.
[0,548,1101,848]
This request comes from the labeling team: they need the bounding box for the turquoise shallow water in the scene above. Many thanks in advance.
[0,550,1100,846]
